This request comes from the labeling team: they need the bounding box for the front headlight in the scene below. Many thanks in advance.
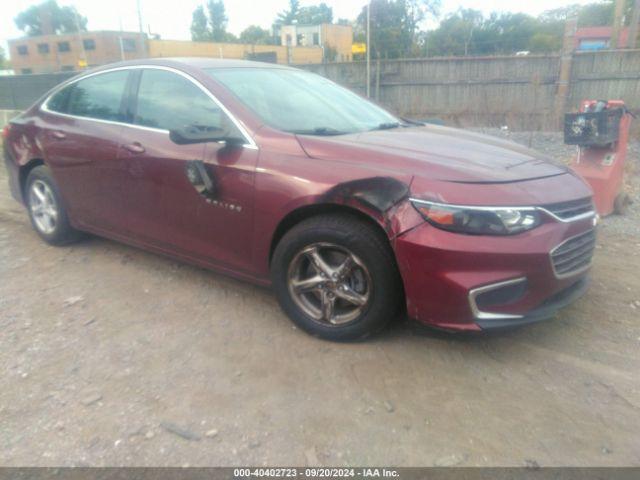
[411,199,541,235]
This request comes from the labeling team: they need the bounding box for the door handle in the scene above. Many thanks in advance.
[123,142,145,154]
[51,130,66,140]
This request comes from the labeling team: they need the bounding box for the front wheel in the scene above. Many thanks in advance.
[271,214,403,341]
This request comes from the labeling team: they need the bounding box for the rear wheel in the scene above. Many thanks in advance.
[25,165,81,245]
[271,214,402,341]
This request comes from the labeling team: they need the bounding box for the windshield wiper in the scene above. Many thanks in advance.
[401,117,426,126]
[292,127,348,136]
[370,121,407,131]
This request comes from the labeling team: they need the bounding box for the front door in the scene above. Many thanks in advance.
[118,67,258,273]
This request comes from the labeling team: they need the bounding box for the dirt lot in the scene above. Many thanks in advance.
[1,136,640,467]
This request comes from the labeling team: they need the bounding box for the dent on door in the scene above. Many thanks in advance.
[183,158,244,213]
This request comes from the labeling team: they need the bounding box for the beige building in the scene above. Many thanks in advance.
[279,24,353,62]
[8,31,146,74]
[147,39,323,65]
[8,31,327,74]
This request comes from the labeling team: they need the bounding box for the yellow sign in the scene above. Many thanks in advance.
[351,43,366,54]
[78,59,88,68]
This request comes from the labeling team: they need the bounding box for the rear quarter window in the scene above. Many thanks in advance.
[45,86,72,113]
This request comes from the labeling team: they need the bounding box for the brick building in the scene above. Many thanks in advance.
[8,29,334,74]
[8,31,146,74]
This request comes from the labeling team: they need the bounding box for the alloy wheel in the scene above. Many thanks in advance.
[287,242,372,326]
[29,179,58,235]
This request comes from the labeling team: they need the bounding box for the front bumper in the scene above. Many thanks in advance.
[394,215,596,331]
[475,277,589,330]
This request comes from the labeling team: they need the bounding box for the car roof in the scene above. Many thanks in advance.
[86,57,295,73]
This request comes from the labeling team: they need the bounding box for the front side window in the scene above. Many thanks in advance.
[134,69,227,132]
[67,70,129,121]
[206,68,399,135]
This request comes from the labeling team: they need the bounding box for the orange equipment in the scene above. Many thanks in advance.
[564,100,634,216]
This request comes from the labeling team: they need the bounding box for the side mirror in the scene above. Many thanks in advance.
[170,124,245,147]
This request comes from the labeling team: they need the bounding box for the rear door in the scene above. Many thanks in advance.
[117,67,259,273]
[39,69,131,234]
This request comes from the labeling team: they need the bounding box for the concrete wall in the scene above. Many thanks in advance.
[0,72,75,110]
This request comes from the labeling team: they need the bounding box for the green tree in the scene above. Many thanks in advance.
[422,9,484,56]
[422,8,566,57]
[190,1,236,42]
[296,3,333,24]
[541,1,634,27]
[207,0,229,41]
[276,0,300,25]
[239,25,274,44]
[528,32,563,52]
[14,0,87,36]
[323,45,338,61]
[191,5,211,41]
[356,0,440,59]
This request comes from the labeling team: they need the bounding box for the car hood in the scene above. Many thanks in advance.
[296,124,568,183]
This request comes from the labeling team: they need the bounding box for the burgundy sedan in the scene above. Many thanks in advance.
[3,58,597,340]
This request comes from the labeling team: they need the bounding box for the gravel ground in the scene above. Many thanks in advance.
[1,132,640,467]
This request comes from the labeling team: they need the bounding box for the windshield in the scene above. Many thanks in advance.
[205,67,401,135]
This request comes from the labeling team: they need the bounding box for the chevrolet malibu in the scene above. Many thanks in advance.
[3,58,597,341]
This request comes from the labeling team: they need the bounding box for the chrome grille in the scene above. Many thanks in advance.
[543,197,594,220]
[550,229,596,278]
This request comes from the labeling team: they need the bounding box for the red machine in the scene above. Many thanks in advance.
[565,100,633,216]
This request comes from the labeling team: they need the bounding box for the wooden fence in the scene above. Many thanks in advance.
[1,49,640,131]
[298,49,640,130]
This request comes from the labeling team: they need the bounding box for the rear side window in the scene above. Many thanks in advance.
[133,69,224,131]
[67,70,129,122]
[46,86,72,113]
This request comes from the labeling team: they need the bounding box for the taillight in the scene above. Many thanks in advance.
[1,124,10,139]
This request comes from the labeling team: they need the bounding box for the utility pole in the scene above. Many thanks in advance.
[118,16,125,61]
[73,8,87,69]
[366,1,371,98]
[610,0,626,48]
[628,0,640,49]
[554,16,577,129]
[136,0,147,57]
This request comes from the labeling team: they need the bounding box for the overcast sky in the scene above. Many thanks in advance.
[3,0,596,54]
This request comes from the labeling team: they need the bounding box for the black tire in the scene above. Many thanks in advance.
[271,213,403,341]
[614,192,630,215]
[25,165,81,245]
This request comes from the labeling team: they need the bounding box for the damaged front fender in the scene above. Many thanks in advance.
[321,176,424,239]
